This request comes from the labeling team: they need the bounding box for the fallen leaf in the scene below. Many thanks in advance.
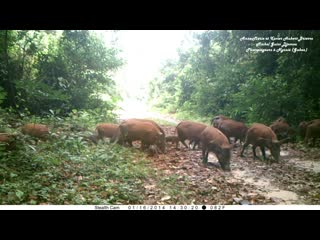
[161,196,171,201]
[144,184,156,190]
[233,197,242,203]
[240,200,250,205]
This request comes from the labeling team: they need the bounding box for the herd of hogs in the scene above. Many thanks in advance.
[1,116,320,172]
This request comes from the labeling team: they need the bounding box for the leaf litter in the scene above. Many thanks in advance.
[140,126,320,205]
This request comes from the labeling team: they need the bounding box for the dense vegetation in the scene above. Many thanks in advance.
[0,30,139,204]
[0,30,122,116]
[149,30,320,126]
[0,114,151,204]
[1,30,320,205]
[0,30,193,205]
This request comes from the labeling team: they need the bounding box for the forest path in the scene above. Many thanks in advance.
[115,99,179,125]
[116,104,320,205]
[144,126,320,205]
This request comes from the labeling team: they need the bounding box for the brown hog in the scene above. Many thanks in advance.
[211,115,230,127]
[270,118,294,140]
[240,123,287,162]
[213,119,248,144]
[176,121,208,150]
[273,117,287,123]
[200,126,232,171]
[0,133,17,150]
[299,119,320,139]
[115,120,165,153]
[125,119,165,132]
[96,123,119,140]
[120,119,166,152]
[21,124,49,139]
[299,121,308,138]
[299,119,320,146]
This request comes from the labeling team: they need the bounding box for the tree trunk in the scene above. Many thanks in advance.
[2,30,16,108]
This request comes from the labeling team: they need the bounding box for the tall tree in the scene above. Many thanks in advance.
[149,30,320,125]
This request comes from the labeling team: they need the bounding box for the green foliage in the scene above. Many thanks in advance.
[0,87,6,105]
[0,30,123,116]
[1,109,204,205]
[0,113,151,204]
[158,174,193,204]
[64,107,117,131]
[149,30,320,125]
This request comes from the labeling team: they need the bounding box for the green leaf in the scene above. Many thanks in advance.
[29,200,37,205]
[10,173,18,178]
[28,145,37,151]
[16,190,24,200]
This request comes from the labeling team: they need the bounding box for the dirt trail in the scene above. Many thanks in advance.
[115,100,179,125]
[115,105,320,205]
[143,126,320,205]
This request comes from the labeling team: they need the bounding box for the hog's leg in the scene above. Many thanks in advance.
[180,138,189,149]
[202,147,208,164]
[260,146,266,161]
[240,142,249,157]
[252,146,259,160]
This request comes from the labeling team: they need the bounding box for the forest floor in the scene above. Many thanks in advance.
[2,110,320,205]
[137,126,320,205]
[115,103,320,205]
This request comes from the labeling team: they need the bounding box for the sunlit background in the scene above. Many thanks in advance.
[98,30,206,119]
